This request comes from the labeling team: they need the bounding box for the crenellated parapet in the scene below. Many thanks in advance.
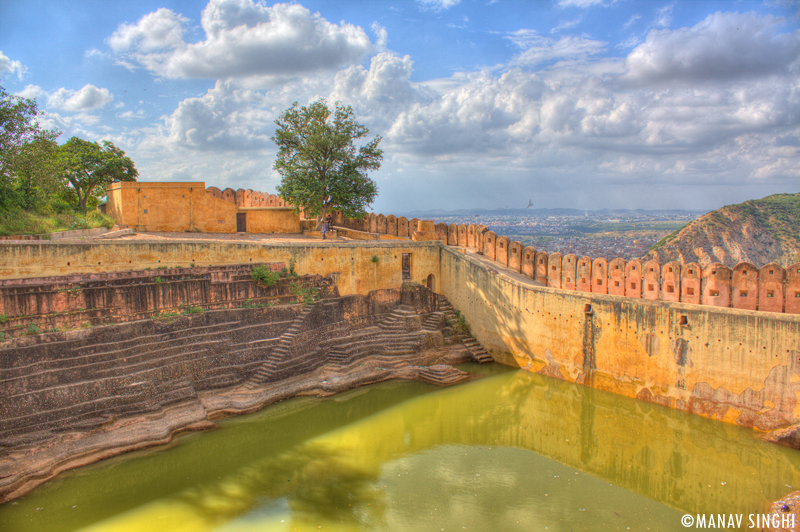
[335,210,800,315]
[208,186,294,209]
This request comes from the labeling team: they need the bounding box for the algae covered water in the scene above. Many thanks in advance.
[3,366,800,531]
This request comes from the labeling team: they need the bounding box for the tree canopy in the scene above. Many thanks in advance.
[272,100,381,224]
[58,137,138,210]
[0,84,60,210]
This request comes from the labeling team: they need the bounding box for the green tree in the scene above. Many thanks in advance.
[57,137,138,210]
[272,100,381,227]
[0,84,60,210]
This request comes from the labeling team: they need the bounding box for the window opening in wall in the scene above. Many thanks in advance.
[709,290,719,297]
[679,315,688,327]
[769,270,774,275]
[539,259,544,264]
[614,281,620,287]
[668,267,673,272]
[566,277,572,283]
[688,269,693,275]
[649,268,654,272]
[767,290,775,298]
[596,279,602,285]
[581,278,586,284]
[712,270,716,275]
[551,265,556,270]
[499,242,504,248]
[630,282,637,289]
[740,291,748,297]
[526,254,530,260]
[795,292,800,298]
[648,284,654,291]
[666,285,674,293]
[686,287,694,296]
[402,253,411,281]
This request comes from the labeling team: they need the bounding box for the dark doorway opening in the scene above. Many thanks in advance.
[402,253,411,281]
[426,274,435,291]
[236,213,247,233]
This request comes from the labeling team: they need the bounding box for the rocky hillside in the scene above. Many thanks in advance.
[645,193,800,268]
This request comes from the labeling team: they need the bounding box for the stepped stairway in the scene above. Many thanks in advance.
[417,364,468,386]
[378,305,419,332]
[243,303,316,389]
[436,294,494,364]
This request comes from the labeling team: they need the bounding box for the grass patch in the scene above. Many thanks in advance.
[290,281,320,305]
[0,208,115,236]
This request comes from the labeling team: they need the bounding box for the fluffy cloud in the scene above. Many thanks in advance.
[109,8,188,52]
[122,9,800,211]
[624,11,800,85]
[47,84,114,112]
[0,51,26,79]
[110,0,372,79]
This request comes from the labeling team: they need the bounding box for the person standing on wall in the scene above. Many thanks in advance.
[326,214,333,232]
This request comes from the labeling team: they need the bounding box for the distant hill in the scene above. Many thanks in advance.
[645,193,800,268]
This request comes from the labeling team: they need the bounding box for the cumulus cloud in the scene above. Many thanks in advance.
[623,11,800,85]
[15,84,46,101]
[122,9,800,211]
[47,84,114,112]
[0,51,26,79]
[109,0,372,79]
[109,8,188,52]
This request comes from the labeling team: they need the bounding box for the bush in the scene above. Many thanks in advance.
[251,265,281,287]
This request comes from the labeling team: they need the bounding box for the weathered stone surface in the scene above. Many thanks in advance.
[0,283,485,502]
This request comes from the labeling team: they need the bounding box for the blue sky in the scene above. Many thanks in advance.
[2,0,800,213]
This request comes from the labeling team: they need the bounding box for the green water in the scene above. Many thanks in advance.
[3,365,800,532]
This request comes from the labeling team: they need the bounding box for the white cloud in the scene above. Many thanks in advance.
[372,22,389,52]
[624,12,800,86]
[0,51,26,79]
[109,8,188,52]
[557,0,606,7]
[110,0,372,80]
[507,30,606,67]
[115,9,800,212]
[655,5,674,28]
[47,84,114,112]
[416,0,461,10]
[623,14,642,29]
[15,84,46,101]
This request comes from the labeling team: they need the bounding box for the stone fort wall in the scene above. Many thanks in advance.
[1,239,800,442]
[335,211,800,315]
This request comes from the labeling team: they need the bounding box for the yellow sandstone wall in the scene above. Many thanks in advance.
[0,241,440,297]
[438,245,800,432]
[106,182,300,233]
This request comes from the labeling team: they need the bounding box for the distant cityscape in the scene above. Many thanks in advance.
[399,209,704,260]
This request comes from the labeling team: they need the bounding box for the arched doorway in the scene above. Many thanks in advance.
[426,273,436,292]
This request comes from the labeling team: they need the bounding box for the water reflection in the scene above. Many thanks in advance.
[3,368,800,532]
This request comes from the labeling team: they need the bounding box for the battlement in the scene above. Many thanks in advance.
[336,211,800,315]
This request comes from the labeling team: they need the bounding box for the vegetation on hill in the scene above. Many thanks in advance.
[645,193,800,268]
[0,84,136,235]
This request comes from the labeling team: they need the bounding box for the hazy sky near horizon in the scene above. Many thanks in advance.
[2,0,800,213]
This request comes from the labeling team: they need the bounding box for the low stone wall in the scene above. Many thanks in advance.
[0,240,442,297]
[0,264,344,339]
